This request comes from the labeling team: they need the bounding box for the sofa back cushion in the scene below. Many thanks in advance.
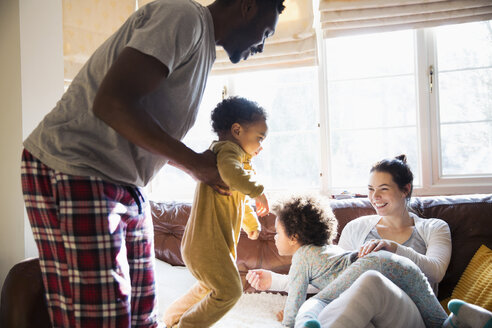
[152,202,190,267]
[322,194,492,300]
[411,194,492,300]
[151,194,492,299]
[151,201,292,291]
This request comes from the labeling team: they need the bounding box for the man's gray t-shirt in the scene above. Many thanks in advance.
[24,0,216,187]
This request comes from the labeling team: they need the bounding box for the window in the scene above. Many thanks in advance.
[323,30,420,190]
[148,75,225,201]
[149,20,492,201]
[433,20,492,177]
[230,67,320,192]
[320,20,492,196]
[148,67,319,201]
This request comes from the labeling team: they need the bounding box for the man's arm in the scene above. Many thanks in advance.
[92,47,228,193]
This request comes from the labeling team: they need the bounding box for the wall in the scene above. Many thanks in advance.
[0,0,63,288]
[0,0,24,288]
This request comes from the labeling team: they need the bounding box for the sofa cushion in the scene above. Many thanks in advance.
[0,258,51,328]
[152,201,190,266]
[151,201,292,292]
[151,194,492,299]
[448,244,492,311]
[411,194,492,300]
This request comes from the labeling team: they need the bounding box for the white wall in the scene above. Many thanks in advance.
[19,0,64,259]
[0,0,24,288]
[0,0,63,288]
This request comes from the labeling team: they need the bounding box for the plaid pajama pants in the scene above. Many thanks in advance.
[21,149,157,328]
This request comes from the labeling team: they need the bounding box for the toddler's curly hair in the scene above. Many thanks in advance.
[273,194,338,246]
[211,96,267,135]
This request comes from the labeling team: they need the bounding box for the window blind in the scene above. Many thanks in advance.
[319,0,492,38]
[63,0,135,80]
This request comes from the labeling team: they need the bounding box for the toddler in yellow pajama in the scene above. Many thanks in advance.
[163,96,270,328]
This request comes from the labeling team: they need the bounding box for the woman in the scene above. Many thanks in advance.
[340,154,450,293]
[247,155,452,327]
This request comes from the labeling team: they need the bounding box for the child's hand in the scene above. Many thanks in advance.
[276,310,284,322]
[248,230,260,240]
[246,269,272,291]
[254,193,269,217]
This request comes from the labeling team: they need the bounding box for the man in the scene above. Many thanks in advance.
[21,0,285,326]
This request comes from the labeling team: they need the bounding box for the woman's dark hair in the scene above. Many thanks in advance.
[370,154,414,200]
[211,96,267,135]
[272,194,338,246]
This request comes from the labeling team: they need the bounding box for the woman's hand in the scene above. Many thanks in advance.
[358,239,397,257]
[246,269,272,291]
[254,193,270,217]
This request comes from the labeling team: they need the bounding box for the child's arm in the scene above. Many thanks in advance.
[282,255,310,327]
[216,143,264,198]
[242,199,261,239]
[254,193,269,217]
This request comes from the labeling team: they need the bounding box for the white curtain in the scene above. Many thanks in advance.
[319,0,492,38]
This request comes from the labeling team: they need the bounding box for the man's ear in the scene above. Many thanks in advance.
[240,0,257,19]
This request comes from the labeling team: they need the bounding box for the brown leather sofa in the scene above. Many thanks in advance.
[2,193,491,327]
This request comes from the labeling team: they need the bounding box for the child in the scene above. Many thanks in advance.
[271,194,449,328]
[163,96,270,328]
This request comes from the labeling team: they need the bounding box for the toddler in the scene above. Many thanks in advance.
[271,194,449,328]
[163,96,269,328]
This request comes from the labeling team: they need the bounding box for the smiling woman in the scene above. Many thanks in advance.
[339,154,451,291]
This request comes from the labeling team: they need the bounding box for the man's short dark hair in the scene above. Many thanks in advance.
[217,0,285,13]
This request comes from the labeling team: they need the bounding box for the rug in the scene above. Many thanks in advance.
[212,292,286,328]
[156,292,286,328]
[155,259,286,327]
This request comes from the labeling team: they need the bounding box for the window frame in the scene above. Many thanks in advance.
[316,26,492,197]
[425,27,492,195]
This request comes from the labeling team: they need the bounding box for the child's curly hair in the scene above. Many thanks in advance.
[273,194,338,246]
[211,96,267,135]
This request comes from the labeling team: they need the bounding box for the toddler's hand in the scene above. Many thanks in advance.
[248,230,260,240]
[254,193,269,217]
[276,310,284,322]
[246,269,272,291]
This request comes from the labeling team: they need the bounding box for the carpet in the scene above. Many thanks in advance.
[156,292,286,328]
[155,259,286,327]
[212,292,286,328]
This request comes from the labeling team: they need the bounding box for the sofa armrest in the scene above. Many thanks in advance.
[0,258,51,328]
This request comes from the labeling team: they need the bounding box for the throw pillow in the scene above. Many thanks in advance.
[447,244,492,312]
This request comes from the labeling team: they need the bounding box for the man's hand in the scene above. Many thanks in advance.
[170,150,230,195]
[245,269,272,291]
